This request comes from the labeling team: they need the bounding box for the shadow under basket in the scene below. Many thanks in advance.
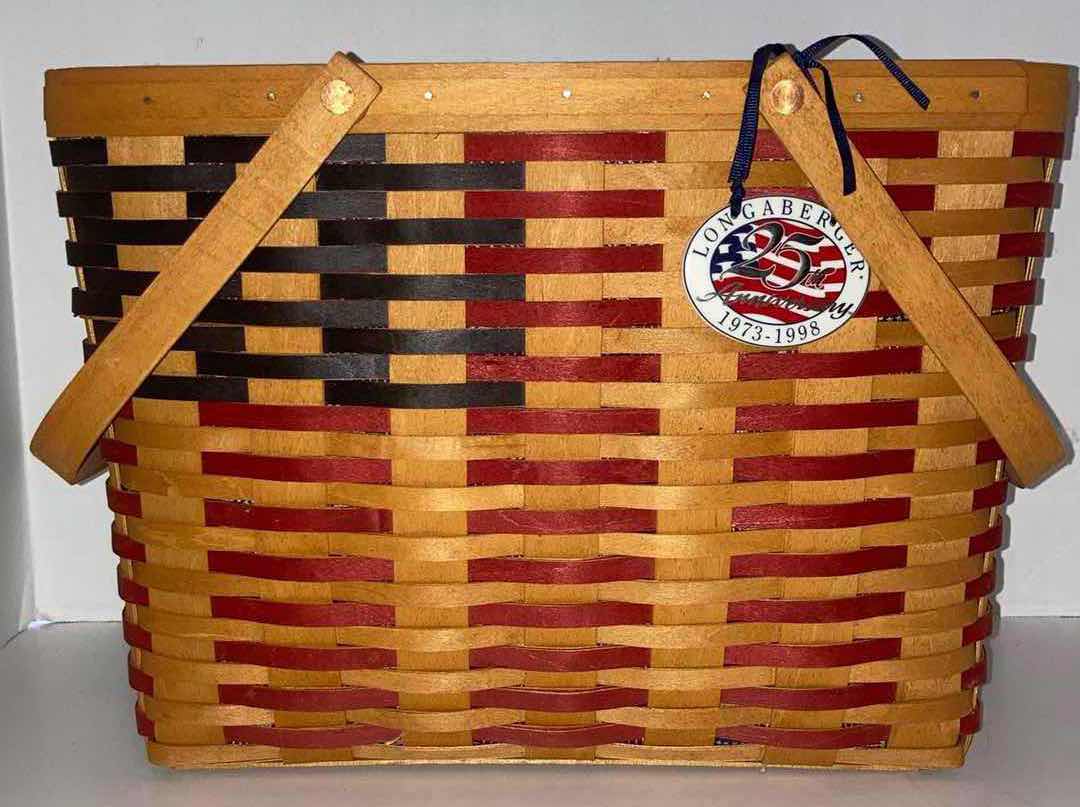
[41,56,1070,770]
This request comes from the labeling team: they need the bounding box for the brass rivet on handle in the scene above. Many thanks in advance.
[770,79,804,115]
[321,79,355,115]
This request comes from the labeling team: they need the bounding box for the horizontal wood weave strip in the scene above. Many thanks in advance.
[44,60,1071,135]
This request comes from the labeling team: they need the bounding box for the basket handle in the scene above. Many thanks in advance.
[31,52,381,483]
[761,53,1065,486]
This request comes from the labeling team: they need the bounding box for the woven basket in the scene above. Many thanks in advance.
[36,54,1070,770]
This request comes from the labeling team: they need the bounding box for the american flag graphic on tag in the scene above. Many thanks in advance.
[683,196,869,347]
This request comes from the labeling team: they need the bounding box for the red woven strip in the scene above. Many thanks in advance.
[754,130,939,159]
[963,613,994,646]
[465,245,663,274]
[965,569,997,600]
[860,282,1038,318]
[122,620,152,651]
[224,724,400,749]
[473,723,645,748]
[469,644,650,671]
[738,337,1023,382]
[117,575,150,607]
[737,346,923,381]
[735,400,919,432]
[218,685,398,710]
[201,451,392,484]
[204,500,392,533]
[729,545,908,578]
[727,593,906,624]
[198,401,389,433]
[959,699,983,735]
[716,723,890,749]
[467,299,662,327]
[468,508,656,534]
[210,597,395,628]
[468,601,653,628]
[725,639,902,669]
[472,686,648,711]
[107,486,142,518]
[111,527,147,562]
[721,682,897,710]
[733,449,915,482]
[976,439,1005,464]
[100,438,137,465]
[468,407,659,435]
[468,459,658,485]
[852,130,941,158]
[997,335,1030,363]
[135,705,155,739]
[214,640,395,669]
[469,555,655,584]
[855,290,901,318]
[465,190,664,218]
[207,550,394,582]
[973,480,1009,510]
[1012,131,1065,157]
[467,355,661,382]
[731,498,911,530]
[464,132,665,162]
[128,661,155,696]
[969,523,1004,556]
[1004,181,1056,208]
[118,399,135,420]
[116,529,397,585]
[998,232,1046,258]
[991,280,1038,309]
[962,656,988,690]
[885,184,936,210]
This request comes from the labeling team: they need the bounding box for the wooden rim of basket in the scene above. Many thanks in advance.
[31,51,1067,488]
[43,59,1071,135]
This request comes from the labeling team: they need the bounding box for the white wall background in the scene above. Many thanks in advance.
[1,0,1078,634]
[0,97,33,640]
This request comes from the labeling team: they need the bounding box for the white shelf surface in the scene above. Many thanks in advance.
[1,618,1077,806]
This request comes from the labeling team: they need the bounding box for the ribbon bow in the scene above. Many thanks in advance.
[728,34,931,215]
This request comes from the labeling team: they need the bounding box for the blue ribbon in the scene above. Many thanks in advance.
[728,34,931,216]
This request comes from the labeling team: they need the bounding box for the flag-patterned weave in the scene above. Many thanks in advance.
[50,104,1062,770]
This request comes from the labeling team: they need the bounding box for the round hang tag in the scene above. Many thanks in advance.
[682,196,869,347]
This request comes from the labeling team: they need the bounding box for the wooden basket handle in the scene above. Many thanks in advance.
[761,54,1065,486]
[31,52,381,483]
[32,51,1066,488]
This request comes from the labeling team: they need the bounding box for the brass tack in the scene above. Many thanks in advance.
[770,79,804,115]
[321,78,355,115]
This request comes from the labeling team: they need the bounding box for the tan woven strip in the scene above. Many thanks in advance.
[112,418,992,455]
[120,507,994,557]
[605,156,1047,189]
